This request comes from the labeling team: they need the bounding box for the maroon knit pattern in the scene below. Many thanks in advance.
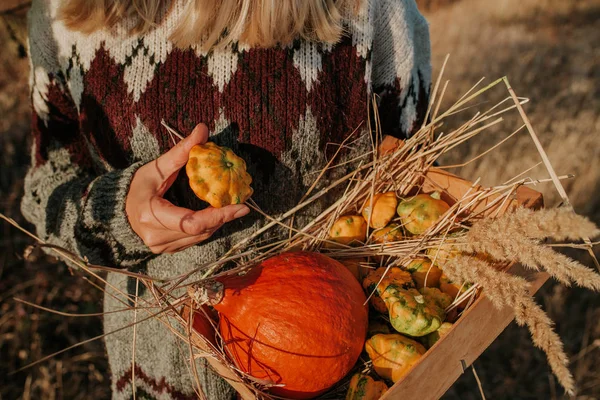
[32,79,86,167]
[116,364,197,400]
[310,39,369,157]
[137,48,223,147]
[64,39,373,174]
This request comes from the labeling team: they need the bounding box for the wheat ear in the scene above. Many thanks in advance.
[444,255,575,394]
[464,208,600,290]
[476,207,599,241]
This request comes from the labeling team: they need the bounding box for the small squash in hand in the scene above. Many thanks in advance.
[423,322,453,348]
[363,267,414,313]
[406,258,443,289]
[329,215,368,246]
[186,142,253,208]
[346,373,389,400]
[379,286,449,337]
[362,192,398,229]
[365,334,426,382]
[397,193,450,235]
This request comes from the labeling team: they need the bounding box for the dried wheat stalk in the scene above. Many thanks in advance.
[442,208,600,394]
[444,255,575,393]
[465,208,600,290]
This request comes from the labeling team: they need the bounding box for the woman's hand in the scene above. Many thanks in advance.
[126,124,250,254]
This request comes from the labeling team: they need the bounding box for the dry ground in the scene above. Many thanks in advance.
[0,0,598,399]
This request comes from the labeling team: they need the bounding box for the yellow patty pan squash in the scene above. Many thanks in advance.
[396,193,450,235]
[345,373,389,400]
[370,223,404,262]
[363,267,415,313]
[440,274,473,309]
[406,258,443,289]
[423,322,454,349]
[379,285,451,337]
[328,215,368,246]
[365,334,426,383]
[425,232,464,267]
[370,223,404,244]
[186,142,253,208]
[362,192,398,229]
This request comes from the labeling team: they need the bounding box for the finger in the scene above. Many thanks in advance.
[146,197,249,235]
[146,204,250,252]
[145,196,198,233]
[153,123,209,189]
[187,204,251,234]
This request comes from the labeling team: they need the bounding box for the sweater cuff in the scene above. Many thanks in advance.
[81,161,154,267]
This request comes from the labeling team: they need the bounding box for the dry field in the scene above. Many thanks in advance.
[0,0,598,399]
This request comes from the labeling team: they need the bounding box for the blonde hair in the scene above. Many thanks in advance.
[59,0,357,50]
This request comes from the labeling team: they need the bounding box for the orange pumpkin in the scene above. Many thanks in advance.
[396,193,450,235]
[362,267,414,313]
[346,373,388,400]
[189,252,368,399]
[406,258,443,288]
[186,142,253,208]
[362,192,398,229]
[329,215,369,246]
[365,334,426,382]
[180,304,217,348]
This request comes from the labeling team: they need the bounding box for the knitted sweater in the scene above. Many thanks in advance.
[22,0,431,398]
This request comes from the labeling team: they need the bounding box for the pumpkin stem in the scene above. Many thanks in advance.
[430,191,442,200]
[187,281,225,306]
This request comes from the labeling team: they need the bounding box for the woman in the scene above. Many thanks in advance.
[22,0,431,398]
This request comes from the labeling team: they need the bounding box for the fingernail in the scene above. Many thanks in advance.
[233,206,250,218]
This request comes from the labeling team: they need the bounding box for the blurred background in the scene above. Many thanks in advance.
[1,0,598,398]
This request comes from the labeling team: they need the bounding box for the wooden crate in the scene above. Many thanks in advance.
[201,166,546,400]
[381,167,546,399]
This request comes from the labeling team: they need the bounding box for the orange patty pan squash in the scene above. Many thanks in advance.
[186,142,253,208]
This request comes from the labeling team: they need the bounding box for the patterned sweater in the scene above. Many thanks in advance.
[21,0,431,398]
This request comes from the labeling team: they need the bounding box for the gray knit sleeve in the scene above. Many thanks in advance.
[20,2,153,268]
[371,0,432,139]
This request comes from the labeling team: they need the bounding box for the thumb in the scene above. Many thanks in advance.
[155,124,209,187]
